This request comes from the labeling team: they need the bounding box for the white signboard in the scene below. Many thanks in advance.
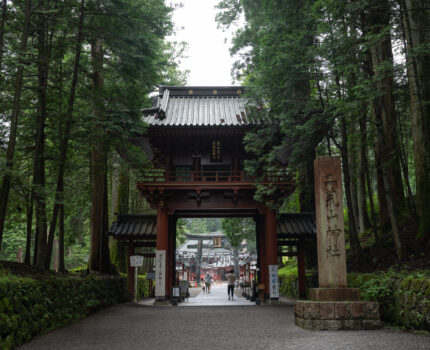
[130,255,143,267]
[155,250,166,298]
[269,265,279,298]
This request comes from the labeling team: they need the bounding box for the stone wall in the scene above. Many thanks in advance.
[281,268,430,331]
[295,300,381,330]
[348,273,430,331]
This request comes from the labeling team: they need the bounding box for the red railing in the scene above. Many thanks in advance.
[139,170,294,184]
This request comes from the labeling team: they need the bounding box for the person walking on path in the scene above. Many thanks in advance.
[204,273,212,293]
[225,270,236,300]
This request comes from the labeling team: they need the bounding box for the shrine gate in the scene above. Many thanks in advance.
[109,86,316,301]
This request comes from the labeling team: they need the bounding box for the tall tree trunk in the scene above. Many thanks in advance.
[110,159,129,273]
[401,0,430,239]
[359,112,379,246]
[24,193,34,264]
[58,203,65,272]
[367,0,406,259]
[34,0,52,269]
[358,111,371,231]
[298,150,316,212]
[347,121,361,234]
[89,4,110,271]
[0,0,7,75]
[0,0,32,249]
[334,75,361,257]
[100,173,111,272]
[45,0,85,269]
[341,115,362,257]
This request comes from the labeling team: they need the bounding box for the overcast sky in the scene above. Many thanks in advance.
[168,0,238,86]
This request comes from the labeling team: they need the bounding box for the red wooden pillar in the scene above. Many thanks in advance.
[156,203,169,299]
[265,208,277,298]
[166,215,176,298]
[297,240,306,299]
[258,214,267,298]
[127,245,135,300]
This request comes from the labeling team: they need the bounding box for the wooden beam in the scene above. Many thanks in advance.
[277,252,298,257]
[277,240,300,246]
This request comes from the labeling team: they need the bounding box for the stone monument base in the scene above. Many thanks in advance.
[295,300,381,330]
[309,287,360,301]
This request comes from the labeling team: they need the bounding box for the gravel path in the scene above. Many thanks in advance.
[19,302,429,350]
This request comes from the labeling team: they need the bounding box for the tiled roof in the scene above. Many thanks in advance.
[142,86,260,127]
[277,213,316,238]
[107,214,156,239]
[108,212,316,240]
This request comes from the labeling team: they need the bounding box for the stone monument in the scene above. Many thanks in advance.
[295,156,381,330]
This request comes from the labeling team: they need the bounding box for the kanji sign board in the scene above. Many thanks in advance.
[130,255,143,267]
[155,250,166,297]
[268,265,279,298]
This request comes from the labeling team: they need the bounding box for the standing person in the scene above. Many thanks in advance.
[204,273,212,293]
[225,269,236,300]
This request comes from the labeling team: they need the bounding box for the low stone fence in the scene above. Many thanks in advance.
[348,272,430,331]
[0,272,127,349]
[279,267,430,331]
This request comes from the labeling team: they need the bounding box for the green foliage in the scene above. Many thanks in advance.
[0,270,127,349]
[278,262,316,299]
[136,274,150,299]
[348,270,430,331]
[221,218,255,249]
[0,0,187,269]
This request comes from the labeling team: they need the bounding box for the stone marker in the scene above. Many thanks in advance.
[309,156,359,301]
[294,156,380,330]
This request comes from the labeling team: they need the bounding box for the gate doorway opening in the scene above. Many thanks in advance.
[175,217,257,306]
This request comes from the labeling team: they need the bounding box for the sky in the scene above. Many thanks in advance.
[167,0,238,86]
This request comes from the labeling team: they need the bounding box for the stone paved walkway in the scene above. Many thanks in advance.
[179,282,252,306]
[19,301,429,349]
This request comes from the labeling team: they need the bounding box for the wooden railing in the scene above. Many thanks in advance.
[139,170,294,184]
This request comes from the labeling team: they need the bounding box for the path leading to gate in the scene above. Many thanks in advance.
[19,303,429,349]
[179,282,251,306]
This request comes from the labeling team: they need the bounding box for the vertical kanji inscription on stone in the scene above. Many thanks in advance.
[324,174,341,257]
[314,157,347,288]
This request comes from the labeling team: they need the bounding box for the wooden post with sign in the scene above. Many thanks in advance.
[130,255,144,302]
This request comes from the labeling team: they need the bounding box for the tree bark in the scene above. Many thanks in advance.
[0,0,32,249]
[34,0,53,269]
[58,203,65,272]
[358,111,371,231]
[341,115,362,257]
[45,0,84,269]
[298,150,316,212]
[24,192,34,264]
[401,0,430,239]
[334,75,361,257]
[359,112,379,246]
[0,0,7,74]
[88,4,110,271]
[110,159,129,273]
[367,0,406,259]
[347,121,361,235]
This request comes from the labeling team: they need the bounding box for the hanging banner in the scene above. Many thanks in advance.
[155,250,166,298]
[268,265,279,298]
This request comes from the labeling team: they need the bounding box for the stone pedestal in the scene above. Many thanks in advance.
[294,157,381,330]
[295,300,381,330]
[309,288,360,301]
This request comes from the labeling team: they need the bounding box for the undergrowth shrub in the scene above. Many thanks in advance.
[348,270,430,331]
[0,270,127,349]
